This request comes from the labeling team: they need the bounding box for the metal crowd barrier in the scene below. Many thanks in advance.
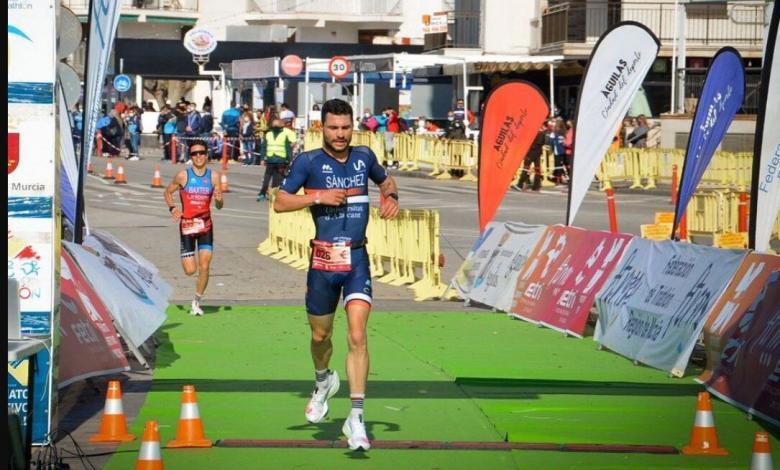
[257,192,447,301]
[640,189,779,251]
[302,130,757,192]
[599,148,753,191]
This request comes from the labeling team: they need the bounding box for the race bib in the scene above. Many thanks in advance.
[181,216,209,236]
[311,240,352,272]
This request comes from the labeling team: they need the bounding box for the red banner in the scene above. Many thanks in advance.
[538,231,632,336]
[509,225,586,324]
[478,81,549,232]
[58,249,128,388]
[509,225,632,336]
[698,253,780,425]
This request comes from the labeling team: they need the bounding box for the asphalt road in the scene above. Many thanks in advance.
[83,146,669,307]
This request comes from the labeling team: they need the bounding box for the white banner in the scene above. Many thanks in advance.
[447,222,508,300]
[82,0,121,169]
[594,238,745,376]
[752,5,780,252]
[83,230,173,306]
[567,22,660,225]
[467,222,546,311]
[63,242,167,349]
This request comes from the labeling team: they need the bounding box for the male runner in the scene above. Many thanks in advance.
[274,99,399,451]
[164,140,223,316]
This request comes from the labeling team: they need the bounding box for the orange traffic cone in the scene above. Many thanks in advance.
[751,431,773,470]
[167,385,212,448]
[682,392,728,456]
[151,165,163,188]
[136,421,164,470]
[115,164,128,184]
[89,380,135,443]
[220,171,230,193]
[103,159,115,180]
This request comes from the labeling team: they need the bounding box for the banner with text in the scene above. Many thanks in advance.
[567,22,659,225]
[697,253,780,426]
[468,222,546,311]
[538,231,633,337]
[510,225,589,324]
[673,48,745,236]
[447,222,509,300]
[750,5,780,252]
[8,349,51,444]
[58,248,129,389]
[478,81,549,231]
[64,242,167,349]
[595,239,745,376]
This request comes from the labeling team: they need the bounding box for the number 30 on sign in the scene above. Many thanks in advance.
[328,56,350,80]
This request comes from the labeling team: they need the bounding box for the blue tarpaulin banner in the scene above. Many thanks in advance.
[673,48,745,235]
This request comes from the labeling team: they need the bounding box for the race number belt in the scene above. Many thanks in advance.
[181,215,212,236]
[310,239,366,271]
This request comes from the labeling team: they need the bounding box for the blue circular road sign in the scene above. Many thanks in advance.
[113,74,132,93]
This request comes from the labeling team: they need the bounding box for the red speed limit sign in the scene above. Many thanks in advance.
[328,56,350,79]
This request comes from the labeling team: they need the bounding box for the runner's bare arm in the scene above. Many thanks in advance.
[378,175,399,220]
[164,171,187,222]
[212,171,224,209]
[273,189,346,212]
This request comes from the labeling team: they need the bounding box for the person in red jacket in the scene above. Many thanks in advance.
[385,108,400,133]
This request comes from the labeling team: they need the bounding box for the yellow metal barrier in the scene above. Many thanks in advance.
[258,195,447,301]
[304,130,756,192]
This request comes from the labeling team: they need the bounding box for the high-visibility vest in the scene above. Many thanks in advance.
[265,129,293,159]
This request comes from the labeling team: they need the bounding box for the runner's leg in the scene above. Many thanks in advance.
[345,300,370,396]
[195,248,212,298]
[308,313,335,370]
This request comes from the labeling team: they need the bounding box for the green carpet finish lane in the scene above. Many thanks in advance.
[105,307,777,469]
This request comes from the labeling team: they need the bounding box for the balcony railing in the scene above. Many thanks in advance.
[62,0,199,12]
[541,1,767,47]
[424,10,481,51]
[253,0,401,15]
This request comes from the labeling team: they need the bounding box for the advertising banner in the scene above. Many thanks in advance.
[673,48,745,236]
[8,214,54,335]
[58,249,129,389]
[595,239,745,376]
[77,0,122,239]
[478,81,549,231]
[64,242,167,350]
[697,253,780,425]
[81,0,121,170]
[750,5,780,252]
[509,225,589,324]
[700,269,780,425]
[467,222,546,311]
[8,349,51,444]
[8,0,58,446]
[567,22,660,226]
[447,222,508,300]
[538,231,633,337]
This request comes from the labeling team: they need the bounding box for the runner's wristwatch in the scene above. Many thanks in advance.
[387,193,399,201]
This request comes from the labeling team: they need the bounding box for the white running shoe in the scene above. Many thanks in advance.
[304,370,340,423]
[342,414,371,451]
[190,300,204,316]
